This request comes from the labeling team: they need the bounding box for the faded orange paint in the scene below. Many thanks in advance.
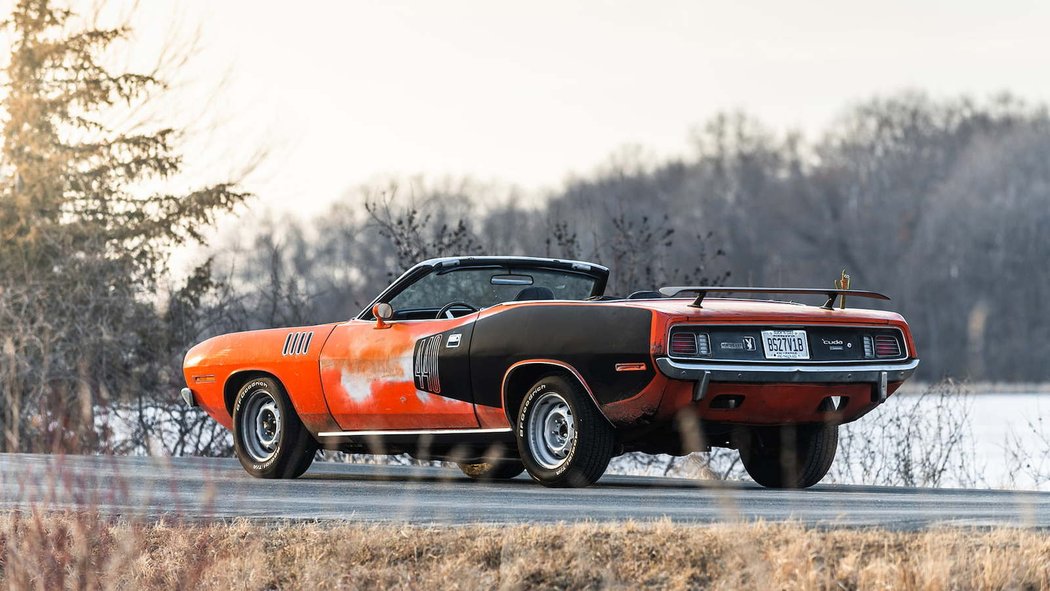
[182,323,342,434]
[599,376,664,426]
[319,317,479,431]
[475,405,511,429]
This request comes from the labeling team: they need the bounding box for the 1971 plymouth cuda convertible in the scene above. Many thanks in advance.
[182,256,918,488]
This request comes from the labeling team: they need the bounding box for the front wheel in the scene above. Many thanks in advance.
[516,374,615,488]
[233,376,317,479]
[739,423,838,489]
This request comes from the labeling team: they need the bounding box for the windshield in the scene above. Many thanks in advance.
[389,267,598,312]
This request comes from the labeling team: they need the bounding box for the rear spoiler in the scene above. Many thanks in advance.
[657,286,891,310]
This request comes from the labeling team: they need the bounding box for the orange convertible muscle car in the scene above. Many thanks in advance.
[182,256,919,488]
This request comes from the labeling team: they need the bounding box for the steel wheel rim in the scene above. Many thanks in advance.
[240,388,282,462]
[527,391,575,469]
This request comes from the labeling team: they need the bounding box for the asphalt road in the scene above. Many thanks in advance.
[0,453,1047,529]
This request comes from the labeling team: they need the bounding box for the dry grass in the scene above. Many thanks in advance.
[1,513,1049,590]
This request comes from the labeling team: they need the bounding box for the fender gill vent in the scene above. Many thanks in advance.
[413,334,442,394]
[282,331,314,356]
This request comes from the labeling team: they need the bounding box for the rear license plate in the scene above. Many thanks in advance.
[761,330,810,360]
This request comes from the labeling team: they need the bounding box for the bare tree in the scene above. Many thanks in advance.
[363,183,483,275]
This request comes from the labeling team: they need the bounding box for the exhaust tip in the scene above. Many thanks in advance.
[710,394,744,410]
[819,395,848,412]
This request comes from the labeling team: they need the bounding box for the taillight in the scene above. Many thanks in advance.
[874,335,901,357]
[862,335,874,359]
[669,331,710,357]
[670,332,697,356]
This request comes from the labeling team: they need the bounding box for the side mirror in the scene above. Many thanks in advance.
[373,303,393,329]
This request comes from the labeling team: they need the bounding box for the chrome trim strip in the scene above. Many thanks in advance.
[655,357,920,384]
[317,427,513,438]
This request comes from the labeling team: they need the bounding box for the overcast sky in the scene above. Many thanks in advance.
[6,1,1050,215]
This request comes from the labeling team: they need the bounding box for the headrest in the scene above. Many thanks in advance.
[514,286,556,301]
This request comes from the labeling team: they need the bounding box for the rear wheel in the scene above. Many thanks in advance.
[739,423,838,489]
[457,459,525,481]
[516,374,615,488]
[233,376,317,479]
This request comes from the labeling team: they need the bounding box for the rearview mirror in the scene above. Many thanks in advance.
[491,274,534,286]
[373,302,393,329]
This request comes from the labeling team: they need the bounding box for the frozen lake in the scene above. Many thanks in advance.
[610,387,1050,491]
[919,390,1050,489]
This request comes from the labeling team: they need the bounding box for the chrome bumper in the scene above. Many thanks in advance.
[180,387,197,408]
[654,357,920,402]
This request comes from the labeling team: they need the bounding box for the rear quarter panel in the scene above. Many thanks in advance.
[469,302,662,427]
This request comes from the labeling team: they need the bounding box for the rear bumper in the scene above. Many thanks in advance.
[654,357,920,401]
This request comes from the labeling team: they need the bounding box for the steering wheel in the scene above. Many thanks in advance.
[436,301,479,319]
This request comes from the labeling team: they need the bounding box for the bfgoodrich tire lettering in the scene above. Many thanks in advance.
[232,377,317,479]
[516,374,615,488]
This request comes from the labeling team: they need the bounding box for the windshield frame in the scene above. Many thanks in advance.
[356,256,609,320]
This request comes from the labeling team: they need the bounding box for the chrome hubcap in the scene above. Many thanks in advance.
[527,391,575,469]
[240,389,282,462]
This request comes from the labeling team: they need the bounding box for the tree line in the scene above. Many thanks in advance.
[215,96,1050,384]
